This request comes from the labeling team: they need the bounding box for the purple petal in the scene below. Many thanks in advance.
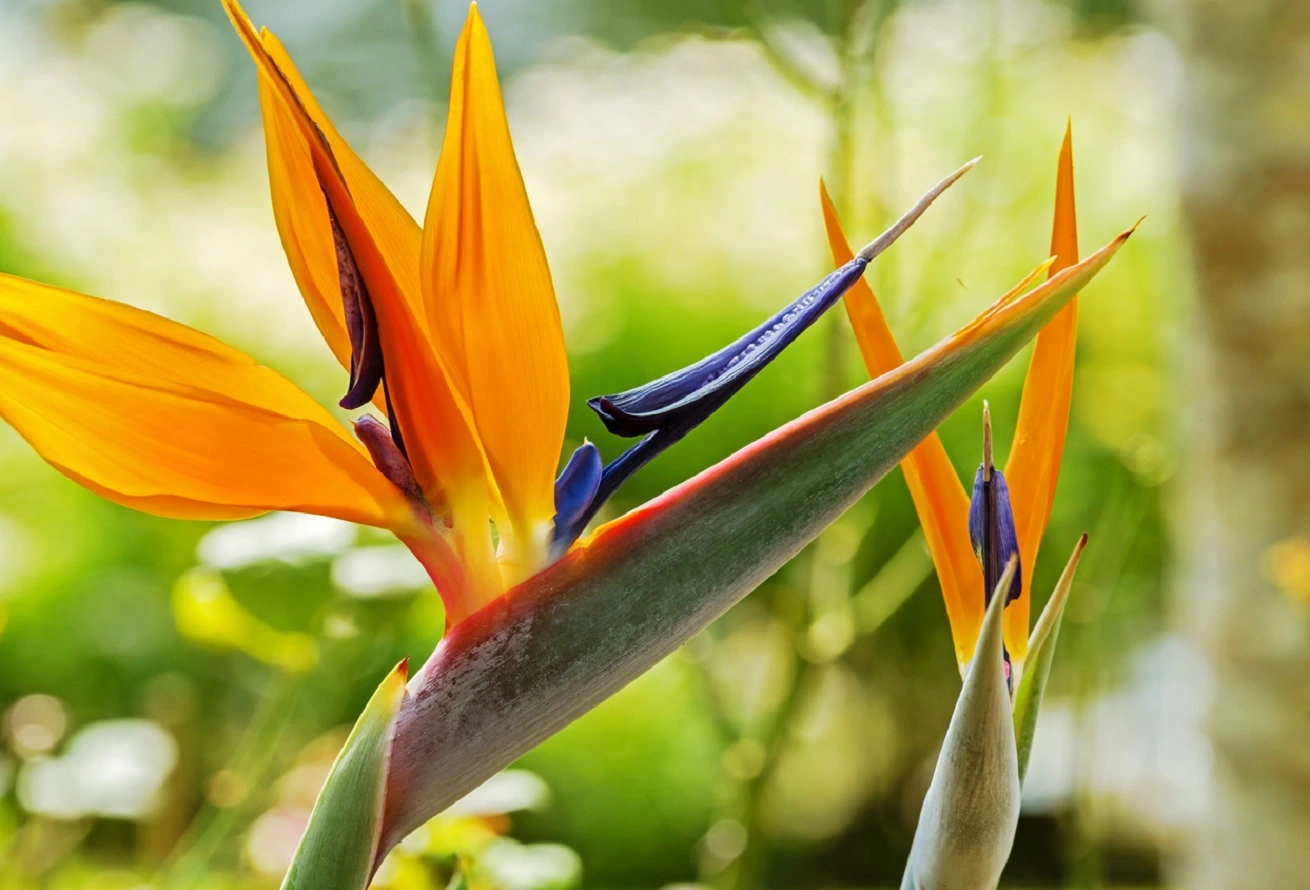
[355,414,424,509]
[554,159,980,554]
[588,258,869,437]
[551,442,603,555]
[968,465,1022,606]
[330,205,385,411]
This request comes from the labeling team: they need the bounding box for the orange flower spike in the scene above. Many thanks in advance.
[224,0,502,610]
[0,276,415,531]
[1003,123,1080,665]
[423,6,571,572]
[819,182,983,669]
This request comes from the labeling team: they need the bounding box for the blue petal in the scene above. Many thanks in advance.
[551,441,603,551]
[560,257,878,549]
[968,465,1022,605]
[588,258,869,437]
[551,158,980,556]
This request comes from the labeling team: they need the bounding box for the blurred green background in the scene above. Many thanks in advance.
[0,0,1193,887]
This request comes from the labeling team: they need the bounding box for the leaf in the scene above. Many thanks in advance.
[1013,533,1087,785]
[902,558,1020,890]
[280,660,407,890]
[377,225,1136,854]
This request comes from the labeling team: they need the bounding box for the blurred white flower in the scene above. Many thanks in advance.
[18,719,178,820]
[198,512,356,570]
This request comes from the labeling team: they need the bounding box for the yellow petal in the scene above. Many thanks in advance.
[423,6,570,566]
[0,275,415,529]
[223,0,501,602]
[1003,122,1080,664]
[820,181,982,669]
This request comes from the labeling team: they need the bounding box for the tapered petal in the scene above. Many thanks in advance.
[1004,123,1080,661]
[225,0,501,602]
[378,227,1135,853]
[259,29,429,341]
[594,162,976,440]
[423,7,570,565]
[257,72,351,372]
[820,182,980,669]
[283,660,408,890]
[590,260,872,438]
[902,558,1020,890]
[0,275,414,529]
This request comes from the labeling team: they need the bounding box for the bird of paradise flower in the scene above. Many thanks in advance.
[823,128,1122,889]
[0,2,1136,885]
[822,124,1088,685]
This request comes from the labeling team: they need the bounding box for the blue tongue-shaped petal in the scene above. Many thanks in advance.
[552,441,603,538]
[968,403,1022,607]
[587,158,979,439]
[550,158,980,554]
[588,258,870,437]
[969,464,1022,605]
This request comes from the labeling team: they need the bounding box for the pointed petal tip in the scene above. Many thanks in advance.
[464,1,487,35]
[989,555,1018,623]
[1027,534,1086,653]
[855,158,978,262]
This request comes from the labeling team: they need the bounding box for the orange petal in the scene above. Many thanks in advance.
[422,6,569,567]
[258,71,352,372]
[1003,122,1080,664]
[224,0,502,602]
[0,275,414,529]
[259,28,429,341]
[820,181,981,669]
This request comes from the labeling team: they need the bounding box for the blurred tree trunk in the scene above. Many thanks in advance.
[1161,1,1310,887]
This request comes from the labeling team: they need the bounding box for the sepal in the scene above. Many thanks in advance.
[1013,533,1086,784]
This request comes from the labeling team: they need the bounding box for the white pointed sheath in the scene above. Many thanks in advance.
[902,557,1021,890]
